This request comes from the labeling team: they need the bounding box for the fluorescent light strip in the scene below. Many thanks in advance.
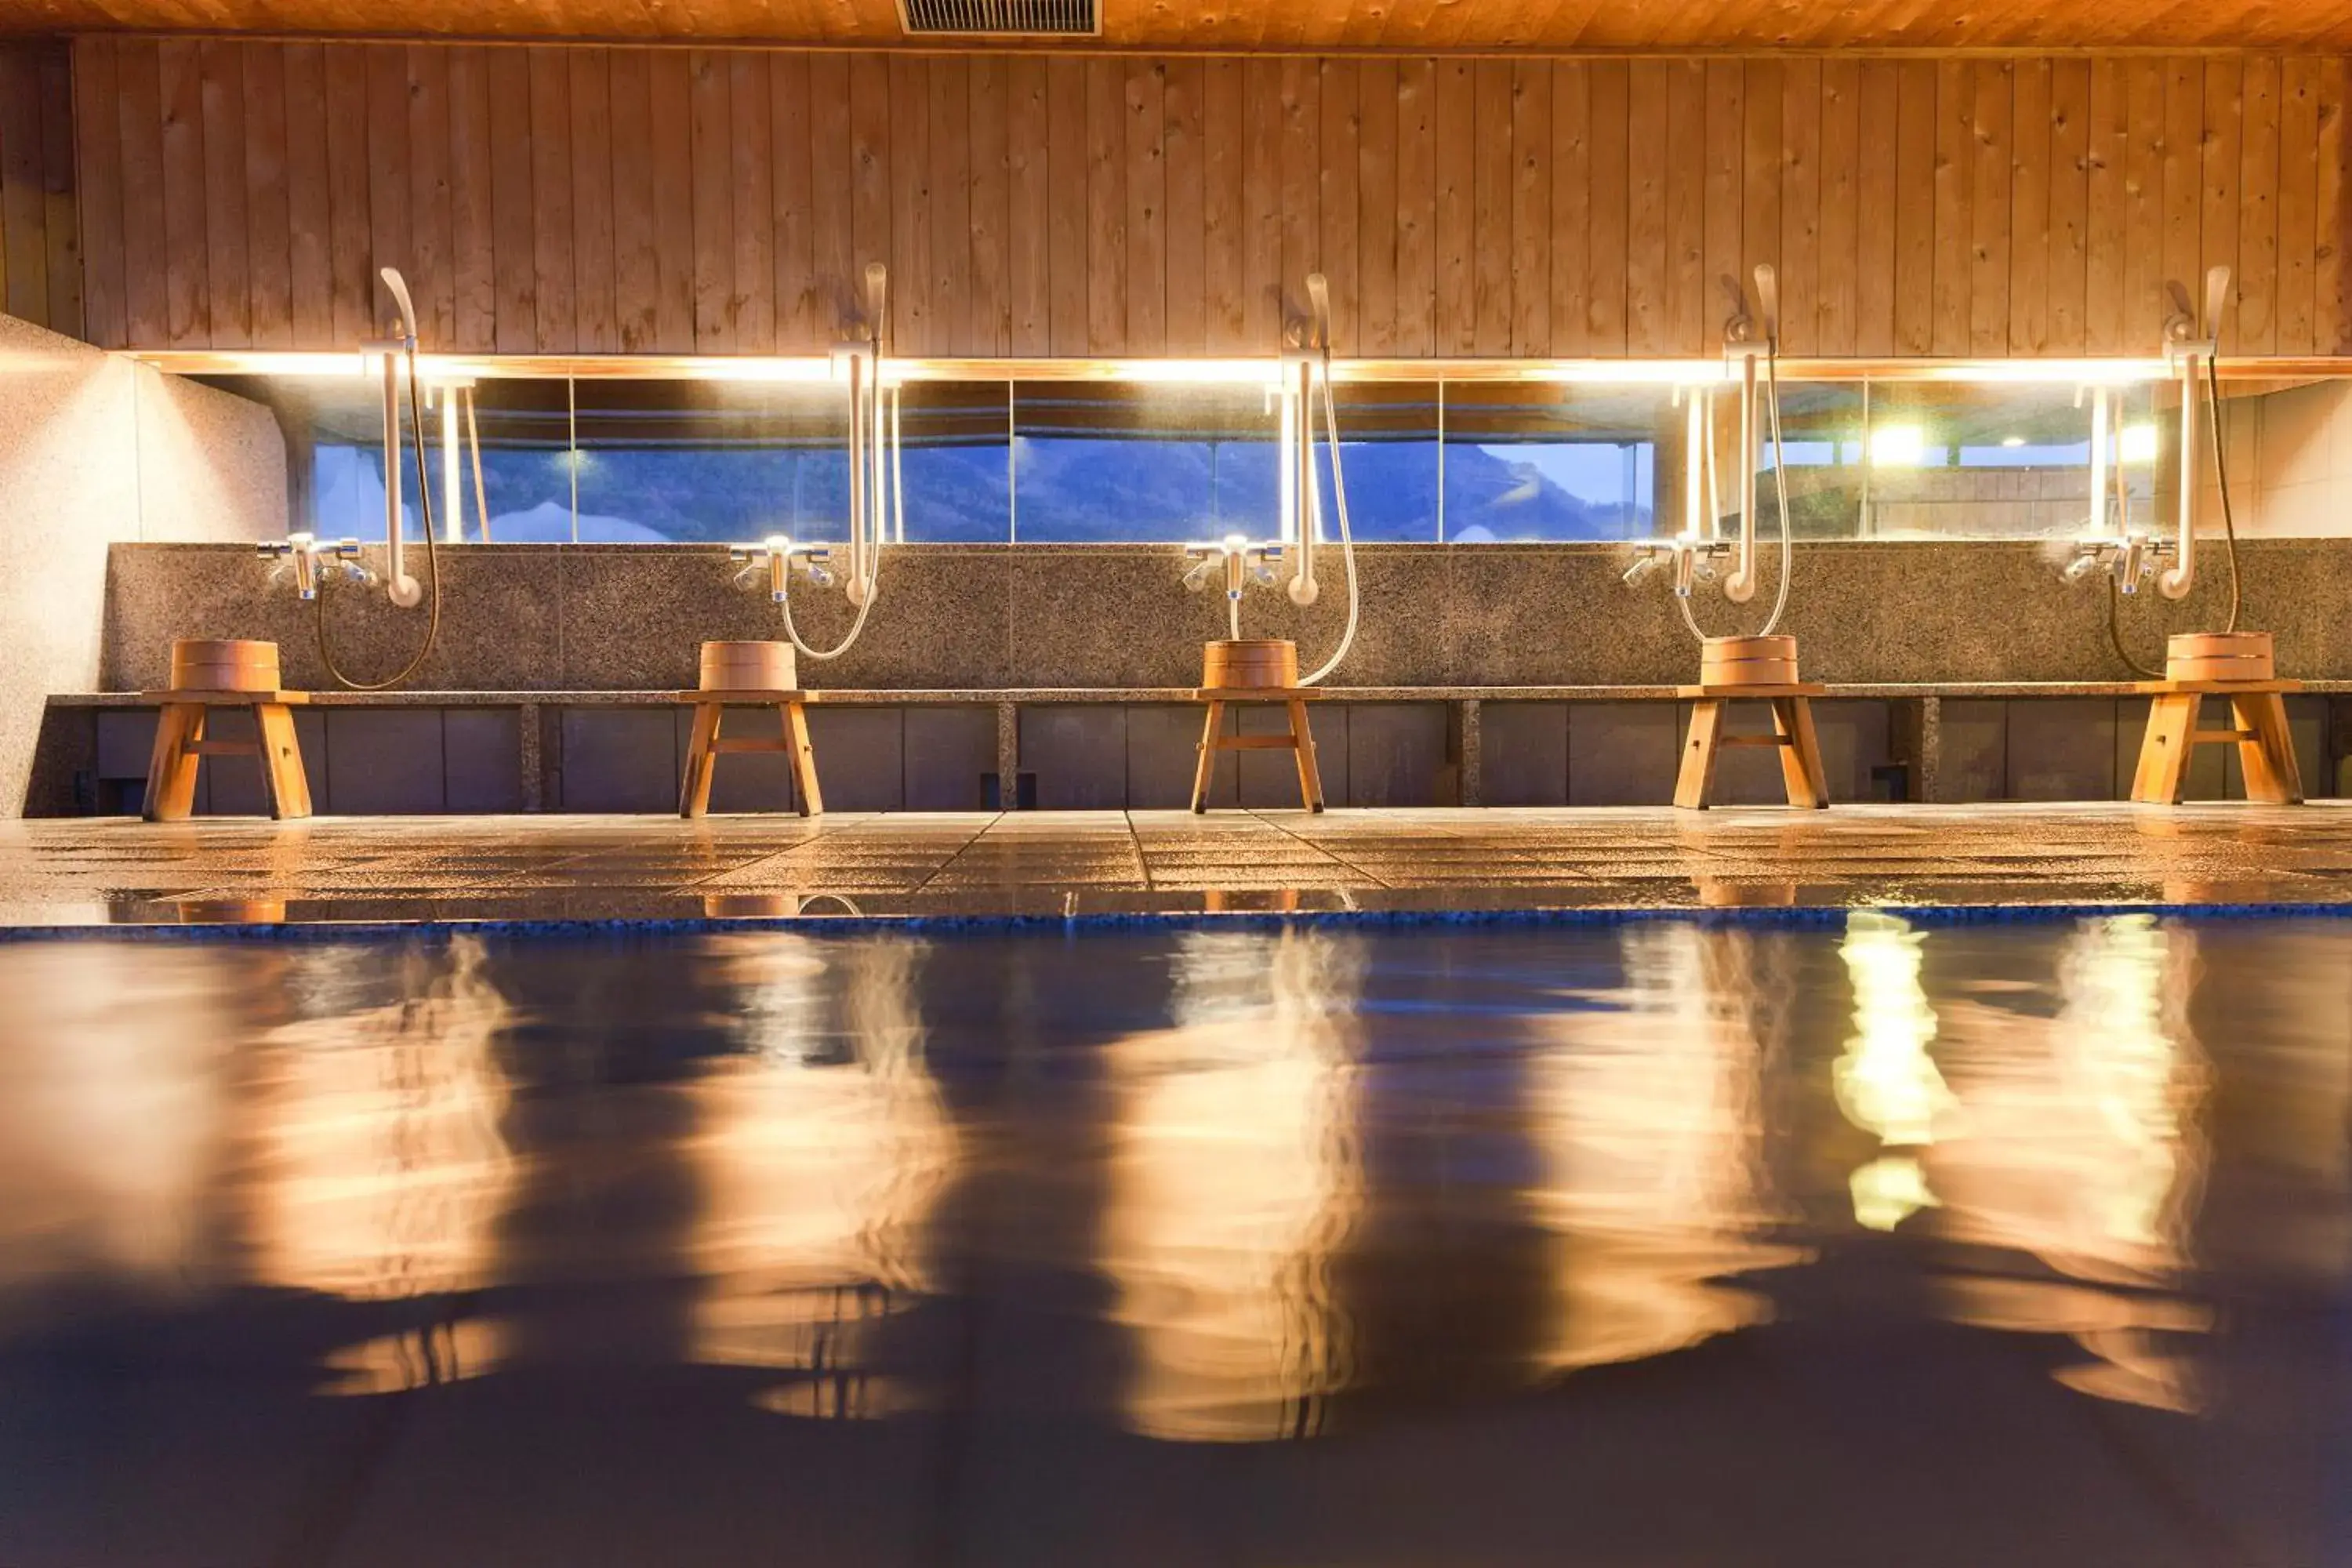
[119,350,2197,388]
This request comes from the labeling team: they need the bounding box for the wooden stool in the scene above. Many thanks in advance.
[674,640,822,818]
[1189,639,1323,813]
[1190,689,1327,813]
[1673,637,1828,811]
[141,640,313,822]
[2129,633,2303,805]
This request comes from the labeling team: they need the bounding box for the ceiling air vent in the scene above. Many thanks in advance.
[897,0,1098,36]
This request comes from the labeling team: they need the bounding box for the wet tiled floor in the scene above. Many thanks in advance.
[1,802,2350,927]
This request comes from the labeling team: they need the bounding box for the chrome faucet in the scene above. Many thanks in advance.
[731,535,836,601]
[1183,534,1285,641]
[258,532,367,601]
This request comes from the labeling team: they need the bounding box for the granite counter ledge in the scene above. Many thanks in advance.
[45,680,2352,708]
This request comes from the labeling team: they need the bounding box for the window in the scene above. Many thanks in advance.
[184,367,2352,546]
[896,382,1011,543]
[1012,382,1270,542]
[1440,383,1661,542]
[447,377,575,542]
[572,378,842,545]
[1751,382,1867,541]
[1312,383,1441,543]
[1854,380,2152,540]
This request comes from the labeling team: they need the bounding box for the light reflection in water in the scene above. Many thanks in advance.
[1927,915,2212,1412]
[687,935,956,1419]
[0,945,238,1308]
[240,937,518,1392]
[1100,929,1366,1442]
[1526,924,1805,1377]
[1835,913,1959,1232]
[244,937,517,1304]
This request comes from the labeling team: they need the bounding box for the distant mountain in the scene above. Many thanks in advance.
[337,433,1654,545]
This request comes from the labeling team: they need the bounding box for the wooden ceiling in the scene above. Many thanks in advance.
[7,0,2352,49]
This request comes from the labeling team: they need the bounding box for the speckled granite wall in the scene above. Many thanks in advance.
[0,314,287,816]
[99,536,2352,692]
[0,317,138,817]
[131,372,289,545]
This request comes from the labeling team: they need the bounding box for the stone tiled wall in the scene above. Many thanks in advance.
[99,536,2352,693]
[2201,380,2352,539]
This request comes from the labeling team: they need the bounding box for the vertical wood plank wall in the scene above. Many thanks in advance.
[0,42,82,338]
[44,39,2352,358]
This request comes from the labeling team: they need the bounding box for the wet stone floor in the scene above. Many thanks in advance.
[0,918,2348,1566]
[0,802,2349,927]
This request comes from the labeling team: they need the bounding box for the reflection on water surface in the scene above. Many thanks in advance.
[0,916,2345,1445]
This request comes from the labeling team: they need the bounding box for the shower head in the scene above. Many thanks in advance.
[2202,264,2231,342]
[378,267,419,347]
[1752,264,1780,347]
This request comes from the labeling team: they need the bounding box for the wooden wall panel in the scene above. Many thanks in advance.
[445,45,494,352]
[1122,57,1163,356]
[1393,57,1434,356]
[29,39,2352,365]
[196,40,248,347]
[605,49,655,353]
[158,38,207,346]
[2045,59,2089,354]
[406,45,454,349]
[571,49,617,353]
[73,38,122,344]
[1198,56,1243,354]
[930,56,971,354]
[1547,58,1588,357]
[1,43,59,330]
[1586,59,1628,354]
[969,55,1014,357]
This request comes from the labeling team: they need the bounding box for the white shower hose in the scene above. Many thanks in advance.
[776,386,895,662]
[1676,348,1793,644]
[1298,344,1361,688]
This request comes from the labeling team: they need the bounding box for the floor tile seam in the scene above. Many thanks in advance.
[1243,811,1400,888]
[906,813,1010,893]
[1118,812,1157,893]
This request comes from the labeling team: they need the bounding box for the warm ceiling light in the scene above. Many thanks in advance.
[2000,435,2026,448]
[1869,425,1928,467]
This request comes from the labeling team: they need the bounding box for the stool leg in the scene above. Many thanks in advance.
[785,701,824,816]
[143,704,204,822]
[2130,692,2201,804]
[1775,697,1831,810]
[679,703,722,818]
[1287,699,1326,813]
[254,703,313,819]
[1674,699,1724,810]
[1190,702,1225,813]
[2234,692,2305,805]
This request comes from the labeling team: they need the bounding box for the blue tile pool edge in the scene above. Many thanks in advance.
[4,897,2352,944]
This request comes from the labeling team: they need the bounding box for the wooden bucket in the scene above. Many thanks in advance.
[169,638,280,693]
[699,640,797,693]
[1698,633,1800,688]
[2165,630,2274,683]
[1203,639,1299,690]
